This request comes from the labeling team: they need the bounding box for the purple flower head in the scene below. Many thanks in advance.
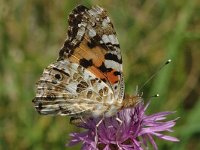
[67,101,179,150]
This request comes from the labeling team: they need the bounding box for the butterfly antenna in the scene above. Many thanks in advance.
[151,94,160,98]
[143,93,159,99]
[138,59,172,92]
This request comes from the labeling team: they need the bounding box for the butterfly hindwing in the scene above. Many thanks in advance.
[34,59,115,116]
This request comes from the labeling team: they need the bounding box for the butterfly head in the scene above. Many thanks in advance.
[121,94,143,109]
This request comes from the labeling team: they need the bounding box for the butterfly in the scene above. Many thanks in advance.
[33,5,141,123]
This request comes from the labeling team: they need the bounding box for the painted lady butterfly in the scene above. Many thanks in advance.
[33,5,141,123]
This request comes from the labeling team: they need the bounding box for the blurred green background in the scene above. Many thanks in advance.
[0,0,200,149]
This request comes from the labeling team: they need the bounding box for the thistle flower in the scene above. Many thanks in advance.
[67,101,179,150]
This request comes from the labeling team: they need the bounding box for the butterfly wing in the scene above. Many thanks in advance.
[59,5,124,102]
[33,5,124,117]
[33,59,114,117]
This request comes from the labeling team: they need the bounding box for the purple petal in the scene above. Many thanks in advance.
[103,145,110,150]
[67,132,88,146]
[151,132,180,142]
[146,134,158,150]
[144,111,175,121]
[67,101,179,149]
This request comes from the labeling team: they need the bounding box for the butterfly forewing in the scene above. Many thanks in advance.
[59,5,124,102]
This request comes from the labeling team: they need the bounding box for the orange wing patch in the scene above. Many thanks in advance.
[68,35,119,85]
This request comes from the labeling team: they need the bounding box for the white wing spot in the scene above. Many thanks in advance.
[102,34,110,44]
[88,28,97,37]
[108,34,118,45]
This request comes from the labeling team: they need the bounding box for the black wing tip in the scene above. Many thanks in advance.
[71,5,89,14]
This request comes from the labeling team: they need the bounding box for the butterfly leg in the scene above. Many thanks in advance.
[115,116,123,140]
[95,116,104,144]
[115,117,122,125]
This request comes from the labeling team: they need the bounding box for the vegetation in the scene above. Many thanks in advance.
[0,0,200,149]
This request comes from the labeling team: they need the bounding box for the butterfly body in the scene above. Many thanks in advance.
[33,5,141,120]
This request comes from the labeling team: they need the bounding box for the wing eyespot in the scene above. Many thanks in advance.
[54,73,63,81]
[47,93,56,100]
